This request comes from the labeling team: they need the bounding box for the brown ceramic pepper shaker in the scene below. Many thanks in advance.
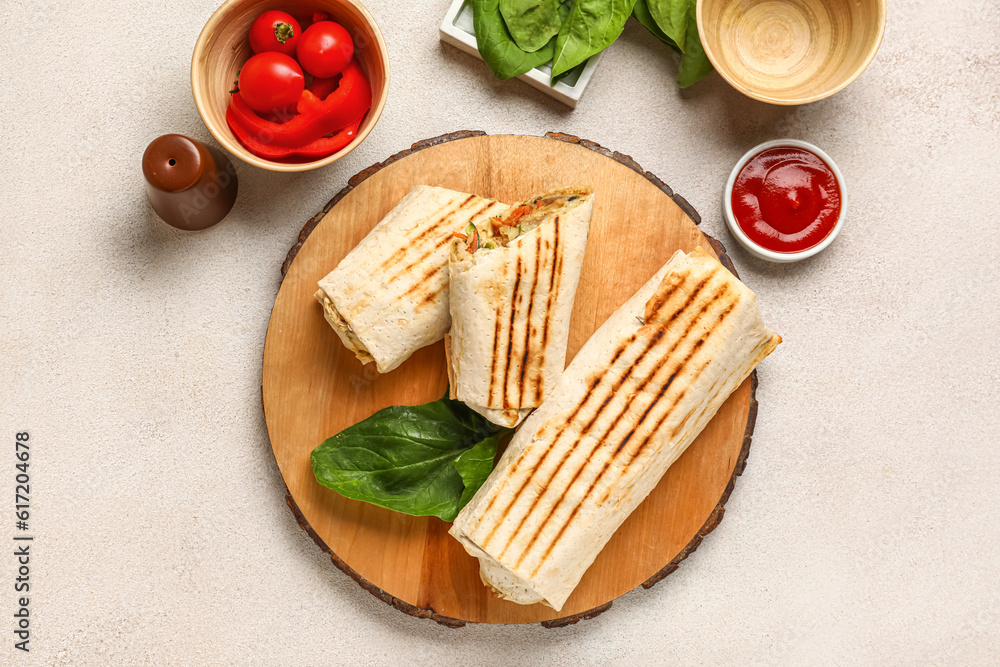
[142,134,239,230]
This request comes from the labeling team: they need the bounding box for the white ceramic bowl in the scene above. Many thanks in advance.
[723,139,847,263]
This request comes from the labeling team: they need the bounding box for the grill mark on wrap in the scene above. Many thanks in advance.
[529,299,738,574]
[644,282,677,320]
[613,341,706,457]
[479,372,602,548]
[375,198,459,274]
[596,310,750,508]
[501,257,524,409]
[553,218,564,285]
[478,278,683,551]
[479,328,650,550]
[595,318,738,508]
[536,217,561,403]
[627,303,734,464]
[487,275,700,557]
[639,355,716,454]
[384,200,499,286]
[666,363,724,447]
[407,195,478,246]
[416,285,445,308]
[508,282,719,568]
[487,299,504,406]
[391,234,452,288]
[414,199,496,247]
[667,330,757,445]
[400,264,442,300]
[517,235,543,407]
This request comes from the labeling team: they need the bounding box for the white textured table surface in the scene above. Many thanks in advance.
[2,0,999,663]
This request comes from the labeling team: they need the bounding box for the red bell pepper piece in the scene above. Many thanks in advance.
[288,118,362,161]
[307,76,340,101]
[262,76,337,123]
[228,60,371,148]
[295,118,361,162]
[260,105,299,124]
[227,105,363,162]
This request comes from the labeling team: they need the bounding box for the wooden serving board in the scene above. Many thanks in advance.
[263,132,759,627]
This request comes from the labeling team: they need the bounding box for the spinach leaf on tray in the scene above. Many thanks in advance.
[474,0,559,79]
[552,0,638,79]
[647,0,689,51]
[311,390,511,522]
[634,0,713,87]
[632,0,680,54]
[471,0,713,90]
[500,0,566,53]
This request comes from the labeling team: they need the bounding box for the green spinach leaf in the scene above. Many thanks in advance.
[474,0,558,80]
[633,0,680,54]
[311,391,510,522]
[500,0,565,53]
[648,0,689,52]
[455,436,500,507]
[677,4,713,88]
[552,0,639,79]
[635,0,711,87]
[551,57,588,85]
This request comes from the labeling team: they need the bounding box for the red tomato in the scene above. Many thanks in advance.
[296,21,354,78]
[238,52,304,114]
[249,10,301,56]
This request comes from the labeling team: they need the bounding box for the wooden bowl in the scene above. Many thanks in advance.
[697,0,886,105]
[191,0,390,172]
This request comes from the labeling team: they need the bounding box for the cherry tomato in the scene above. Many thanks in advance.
[296,21,354,78]
[249,10,301,57]
[238,52,304,114]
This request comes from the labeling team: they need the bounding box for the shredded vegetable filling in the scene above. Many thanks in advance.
[452,187,591,254]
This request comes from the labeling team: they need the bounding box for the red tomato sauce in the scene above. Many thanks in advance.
[731,146,841,253]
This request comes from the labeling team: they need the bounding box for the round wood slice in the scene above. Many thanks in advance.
[263,132,760,627]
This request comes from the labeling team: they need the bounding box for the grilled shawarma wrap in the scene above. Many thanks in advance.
[446,187,594,428]
[315,185,511,373]
[450,247,781,610]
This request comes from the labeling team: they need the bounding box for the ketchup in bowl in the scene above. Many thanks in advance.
[731,146,841,254]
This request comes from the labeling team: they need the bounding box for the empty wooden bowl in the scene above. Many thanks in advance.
[191,0,390,172]
[697,0,886,105]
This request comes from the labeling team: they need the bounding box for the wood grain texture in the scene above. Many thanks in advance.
[262,132,759,626]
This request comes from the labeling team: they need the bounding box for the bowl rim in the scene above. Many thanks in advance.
[190,0,390,173]
[695,0,887,106]
[723,139,847,263]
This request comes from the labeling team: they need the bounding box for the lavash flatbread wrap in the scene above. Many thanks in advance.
[315,185,510,373]
[446,187,594,428]
[449,247,781,611]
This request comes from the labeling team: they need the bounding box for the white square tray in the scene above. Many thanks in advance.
[439,0,602,108]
